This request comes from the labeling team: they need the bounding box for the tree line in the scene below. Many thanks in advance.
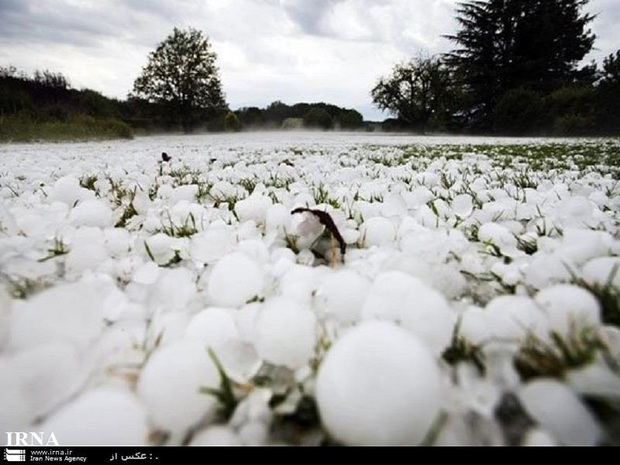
[372,0,620,136]
[2,0,618,140]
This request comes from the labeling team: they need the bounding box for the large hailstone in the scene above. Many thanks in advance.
[40,387,148,445]
[534,284,601,336]
[316,321,442,445]
[316,269,370,324]
[254,297,317,369]
[206,252,265,307]
[519,379,602,445]
[360,217,397,247]
[137,341,220,436]
[361,271,454,353]
[68,199,113,228]
[189,226,234,264]
[10,281,107,350]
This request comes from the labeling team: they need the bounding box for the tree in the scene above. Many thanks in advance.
[445,0,595,130]
[595,50,620,135]
[303,107,333,130]
[371,56,454,133]
[131,27,227,132]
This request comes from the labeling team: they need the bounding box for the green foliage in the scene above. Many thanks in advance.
[131,27,228,133]
[236,101,364,130]
[492,88,545,135]
[200,348,238,420]
[0,114,133,142]
[0,69,133,142]
[303,107,333,130]
[595,50,620,135]
[445,0,596,129]
[514,325,615,381]
[335,109,364,129]
[442,319,486,375]
[224,111,242,132]
[371,56,455,132]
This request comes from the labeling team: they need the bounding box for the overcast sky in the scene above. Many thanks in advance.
[0,0,618,120]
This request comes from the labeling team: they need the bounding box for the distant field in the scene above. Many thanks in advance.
[1,133,619,445]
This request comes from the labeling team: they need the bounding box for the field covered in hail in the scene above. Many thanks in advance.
[1,132,620,446]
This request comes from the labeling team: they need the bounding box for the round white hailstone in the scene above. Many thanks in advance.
[381,194,407,218]
[236,220,261,241]
[236,239,270,264]
[216,338,261,382]
[451,194,474,218]
[2,342,81,423]
[555,229,612,265]
[522,428,558,446]
[581,256,620,288]
[566,364,620,397]
[316,321,442,445]
[279,265,323,306]
[10,282,106,350]
[132,261,160,285]
[270,247,296,265]
[361,271,454,353]
[0,364,31,431]
[419,172,440,187]
[519,379,602,446]
[235,194,273,224]
[207,252,265,308]
[103,228,130,257]
[317,270,370,324]
[354,200,382,220]
[149,268,196,312]
[210,180,237,198]
[47,176,91,206]
[0,204,18,235]
[360,217,397,247]
[144,233,177,265]
[65,243,109,274]
[484,295,548,341]
[40,387,148,445]
[478,222,521,257]
[189,226,234,264]
[405,186,434,207]
[415,204,441,228]
[254,297,317,370]
[296,249,316,266]
[137,341,219,435]
[131,189,151,215]
[171,185,198,203]
[265,204,292,233]
[523,253,572,290]
[156,183,174,200]
[185,307,239,348]
[190,426,242,446]
[0,287,10,348]
[147,312,191,346]
[534,285,601,335]
[459,307,493,345]
[555,196,594,228]
[68,199,113,228]
[235,302,262,342]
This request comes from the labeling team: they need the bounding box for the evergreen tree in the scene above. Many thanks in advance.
[445,0,595,130]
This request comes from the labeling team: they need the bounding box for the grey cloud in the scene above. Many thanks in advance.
[280,0,344,35]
